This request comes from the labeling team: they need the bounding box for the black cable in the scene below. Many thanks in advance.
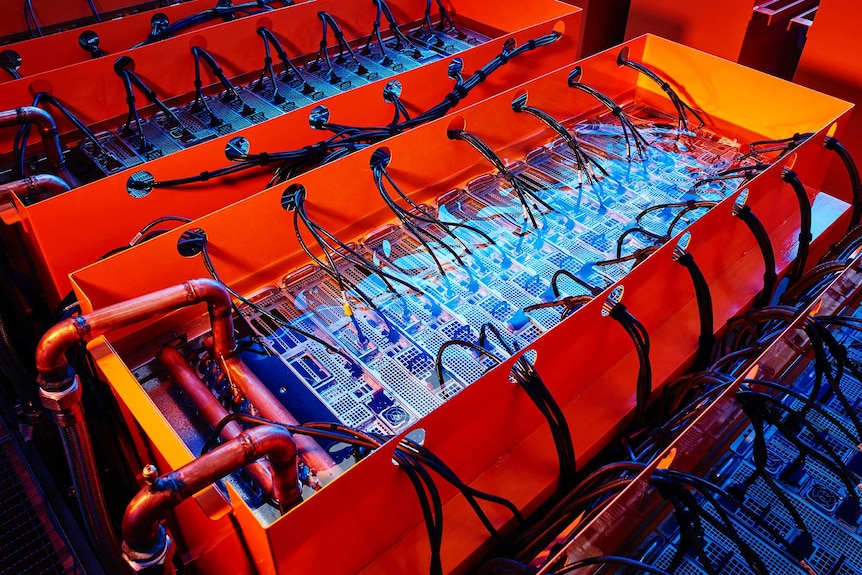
[129,29,562,190]
[435,333,576,484]
[617,50,705,133]
[778,259,849,307]
[448,127,555,230]
[511,93,608,187]
[675,249,714,370]
[24,0,42,38]
[15,92,113,178]
[782,169,813,284]
[87,0,102,23]
[607,302,652,426]
[190,46,251,123]
[185,230,359,367]
[567,66,649,159]
[253,26,311,103]
[824,136,862,230]
[134,1,288,47]
[732,203,778,308]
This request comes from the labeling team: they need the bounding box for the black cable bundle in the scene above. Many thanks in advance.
[313,12,367,83]
[190,46,254,123]
[177,228,359,368]
[13,92,114,179]
[129,29,562,193]
[134,1,291,47]
[435,324,576,486]
[510,92,608,187]
[113,56,185,152]
[370,147,496,279]
[363,0,422,63]
[617,48,705,134]
[674,247,714,371]
[253,26,313,103]
[825,136,862,230]
[606,301,652,426]
[692,163,770,189]
[447,124,556,230]
[782,169,813,284]
[566,66,649,159]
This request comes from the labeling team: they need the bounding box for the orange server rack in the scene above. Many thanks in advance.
[0,0,203,43]
[0,0,582,305]
[794,0,862,213]
[67,35,852,575]
[0,0,257,80]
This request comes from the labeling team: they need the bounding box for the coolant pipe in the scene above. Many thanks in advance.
[0,173,71,203]
[0,107,80,187]
[35,279,237,574]
[157,345,276,499]
[222,354,340,481]
[35,280,339,570]
[122,425,301,572]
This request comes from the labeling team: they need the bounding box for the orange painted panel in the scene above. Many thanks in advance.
[69,36,852,574]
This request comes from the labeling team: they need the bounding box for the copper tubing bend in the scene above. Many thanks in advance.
[36,278,340,475]
[36,278,235,391]
[122,425,301,560]
[157,345,276,498]
[0,107,80,187]
[0,174,71,203]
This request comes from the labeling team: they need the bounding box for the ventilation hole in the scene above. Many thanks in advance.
[552,20,566,36]
[225,136,250,161]
[370,147,392,171]
[826,122,838,139]
[673,231,692,260]
[784,152,797,171]
[447,116,466,138]
[511,90,529,112]
[281,183,304,211]
[189,36,207,50]
[28,78,53,95]
[568,65,584,86]
[177,228,206,258]
[126,171,154,198]
[734,188,749,210]
[601,285,624,316]
[617,46,630,66]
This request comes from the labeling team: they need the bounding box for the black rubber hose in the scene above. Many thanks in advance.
[734,205,777,307]
[824,136,862,230]
[782,170,812,284]
[59,415,131,574]
[675,252,714,370]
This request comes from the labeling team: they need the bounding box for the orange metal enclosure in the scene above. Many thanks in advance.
[0,0,582,305]
[68,35,852,575]
[0,0,235,79]
[0,0,194,41]
[625,0,756,61]
[794,0,862,208]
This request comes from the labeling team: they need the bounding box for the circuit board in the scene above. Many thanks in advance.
[130,102,760,513]
[621,315,862,574]
[233,104,748,443]
[75,22,491,177]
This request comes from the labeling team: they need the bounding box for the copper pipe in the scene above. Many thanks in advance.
[36,277,340,475]
[0,106,80,187]
[122,425,300,558]
[0,173,71,203]
[223,356,340,478]
[157,345,275,498]
[36,278,235,389]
